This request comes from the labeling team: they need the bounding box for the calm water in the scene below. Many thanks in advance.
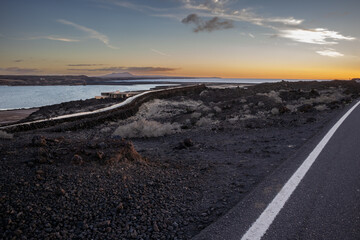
[0,78,324,110]
[0,84,173,110]
[114,78,321,84]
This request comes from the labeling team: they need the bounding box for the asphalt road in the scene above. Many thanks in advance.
[194,100,360,240]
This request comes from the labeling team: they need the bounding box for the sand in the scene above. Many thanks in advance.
[0,108,39,125]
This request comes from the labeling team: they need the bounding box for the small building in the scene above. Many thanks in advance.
[95,90,139,99]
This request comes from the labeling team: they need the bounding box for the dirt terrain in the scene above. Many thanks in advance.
[0,109,39,125]
[1,80,360,239]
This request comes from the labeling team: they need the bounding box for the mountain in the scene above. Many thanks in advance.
[100,72,135,78]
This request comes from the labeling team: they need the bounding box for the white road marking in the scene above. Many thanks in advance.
[241,100,360,240]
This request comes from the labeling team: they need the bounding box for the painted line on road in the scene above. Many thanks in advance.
[241,100,360,240]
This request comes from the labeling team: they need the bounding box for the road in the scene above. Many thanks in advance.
[193,100,360,240]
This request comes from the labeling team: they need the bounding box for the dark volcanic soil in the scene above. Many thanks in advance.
[24,98,124,122]
[1,80,360,240]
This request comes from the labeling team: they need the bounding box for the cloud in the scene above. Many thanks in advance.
[182,1,304,27]
[150,48,170,57]
[183,0,227,14]
[13,59,23,63]
[0,67,40,74]
[67,64,105,66]
[180,0,355,56]
[68,66,178,73]
[279,28,355,45]
[43,36,80,42]
[29,35,80,42]
[182,13,233,32]
[57,19,118,49]
[316,48,344,57]
[105,0,167,12]
[182,13,201,24]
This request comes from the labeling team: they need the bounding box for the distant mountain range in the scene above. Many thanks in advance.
[98,72,196,79]
[99,72,135,78]
[0,73,221,86]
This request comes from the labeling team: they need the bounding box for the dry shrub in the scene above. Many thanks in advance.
[213,106,222,113]
[240,114,257,120]
[107,141,144,164]
[136,99,207,120]
[191,112,202,119]
[315,104,328,111]
[228,115,239,123]
[257,91,282,103]
[0,130,13,140]
[271,108,280,115]
[196,117,219,127]
[113,119,181,138]
[285,104,300,113]
[303,91,347,105]
[199,90,209,97]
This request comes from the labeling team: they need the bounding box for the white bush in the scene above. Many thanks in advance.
[286,104,300,113]
[213,106,222,113]
[0,130,13,140]
[196,117,219,127]
[315,104,328,111]
[191,112,202,119]
[257,91,282,103]
[228,115,239,123]
[240,114,257,120]
[199,90,209,97]
[136,99,207,120]
[113,119,181,138]
[303,91,347,105]
[271,108,279,115]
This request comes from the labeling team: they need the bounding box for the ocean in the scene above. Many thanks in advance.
[0,84,174,110]
[112,78,317,84]
[0,78,322,110]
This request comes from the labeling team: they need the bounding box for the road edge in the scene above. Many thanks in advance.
[192,99,360,240]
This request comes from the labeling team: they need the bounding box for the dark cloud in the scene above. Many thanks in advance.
[13,59,23,63]
[182,14,201,24]
[68,66,178,73]
[0,67,40,74]
[126,67,178,72]
[67,64,105,67]
[182,13,234,32]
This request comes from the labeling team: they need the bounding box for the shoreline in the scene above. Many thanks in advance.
[0,108,39,125]
[0,82,250,112]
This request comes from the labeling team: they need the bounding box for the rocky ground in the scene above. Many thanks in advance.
[24,98,124,121]
[1,80,360,239]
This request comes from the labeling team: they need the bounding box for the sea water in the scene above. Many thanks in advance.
[0,78,322,110]
[0,84,174,110]
[112,78,317,84]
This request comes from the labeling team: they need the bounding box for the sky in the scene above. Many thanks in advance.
[0,0,359,79]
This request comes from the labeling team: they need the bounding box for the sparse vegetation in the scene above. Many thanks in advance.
[113,119,181,138]
[257,90,282,103]
[315,104,329,111]
[196,116,219,127]
[0,130,13,139]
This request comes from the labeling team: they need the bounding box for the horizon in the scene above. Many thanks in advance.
[1,0,359,79]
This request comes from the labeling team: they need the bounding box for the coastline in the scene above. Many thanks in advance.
[0,108,39,125]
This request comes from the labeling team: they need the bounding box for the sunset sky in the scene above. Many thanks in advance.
[0,0,359,79]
